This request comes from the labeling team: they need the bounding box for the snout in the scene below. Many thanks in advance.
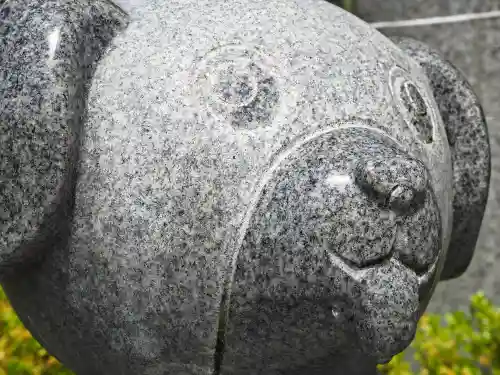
[308,129,443,362]
[223,126,446,370]
[327,155,441,275]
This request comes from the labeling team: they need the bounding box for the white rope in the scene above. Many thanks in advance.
[370,10,500,29]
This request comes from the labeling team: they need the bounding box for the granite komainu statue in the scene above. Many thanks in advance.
[0,0,491,374]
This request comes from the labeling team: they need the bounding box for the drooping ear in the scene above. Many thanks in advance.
[0,0,128,278]
[390,37,491,281]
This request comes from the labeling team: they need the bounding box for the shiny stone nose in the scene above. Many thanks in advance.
[355,157,428,214]
[388,185,416,213]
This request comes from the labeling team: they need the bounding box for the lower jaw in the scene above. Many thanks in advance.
[328,254,421,363]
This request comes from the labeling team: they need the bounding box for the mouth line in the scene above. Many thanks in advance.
[331,225,398,271]
[332,249,438,280]
[327,227,439,287]
[381,223,439,275]
[328,244,439,324]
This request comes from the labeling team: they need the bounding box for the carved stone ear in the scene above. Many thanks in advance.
[390,37,491,281]
[0,0,128,278]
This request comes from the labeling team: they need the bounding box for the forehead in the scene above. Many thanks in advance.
[90,0,450,175]
[96,1,446,161]
[95,0,433,127]
[87,0,453,263]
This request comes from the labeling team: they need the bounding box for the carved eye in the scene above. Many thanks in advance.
[389,66,435,145]
[194,44,283,130]
[400,81,433,144]
[0,6,10,20]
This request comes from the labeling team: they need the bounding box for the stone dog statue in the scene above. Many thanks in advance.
[0,0,491,373]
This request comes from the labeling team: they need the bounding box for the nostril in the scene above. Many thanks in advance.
[355,157,429,204]
[386,185,426,215]
[387,185,414,212]
[0,6,10,20]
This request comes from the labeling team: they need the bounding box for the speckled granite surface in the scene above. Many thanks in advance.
[222,127,442,373]
[0,0,491,374]
[0,0,128,274]
[375,18,500,315]
[390,37,490,281]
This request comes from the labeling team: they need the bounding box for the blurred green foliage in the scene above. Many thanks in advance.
[0,287,73,375]
[379,292,500,375]
[341,0,356,13]
[327,0,356,13]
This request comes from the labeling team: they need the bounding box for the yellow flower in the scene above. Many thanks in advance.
[20,329,32,340]
[46,356,59,366]
[424,344,439,358]
[479,354,491,366]
[439,366,455,375]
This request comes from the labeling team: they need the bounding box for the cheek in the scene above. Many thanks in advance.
[416,261,440,317]
[393,190,441,274]
[313,191,398,268]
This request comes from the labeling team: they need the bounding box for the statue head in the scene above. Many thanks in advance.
[0,0,490,374]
